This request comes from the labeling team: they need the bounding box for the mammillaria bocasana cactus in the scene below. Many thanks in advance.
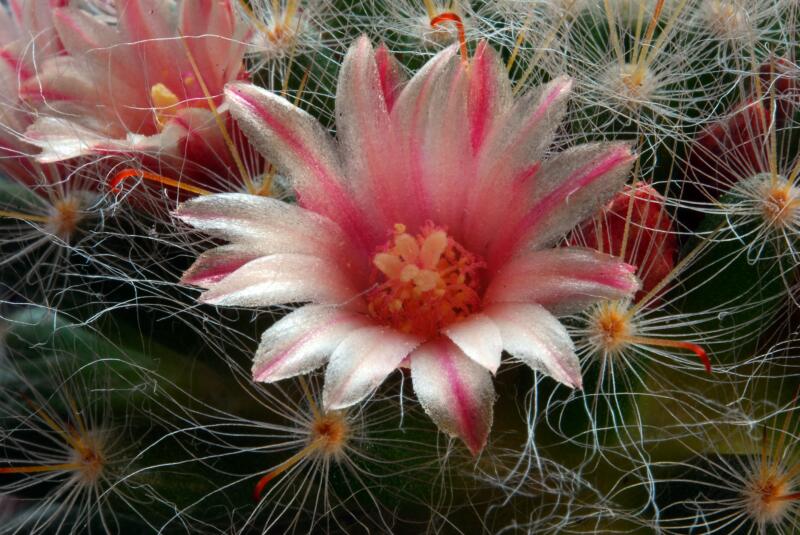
[0,1,798,533]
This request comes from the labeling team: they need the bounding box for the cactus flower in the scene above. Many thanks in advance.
[176,37,639,455]
[0,0,65,178]
[571,182,677,302]
[21,0,254,190]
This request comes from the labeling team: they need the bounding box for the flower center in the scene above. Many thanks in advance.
[150,74,205,130]
[612,62,657,109]
[586,301,712,372]
[367,223,485,339]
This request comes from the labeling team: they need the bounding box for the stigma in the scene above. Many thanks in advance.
[367,223,484,339]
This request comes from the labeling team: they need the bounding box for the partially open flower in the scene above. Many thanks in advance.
[688,58,798,202]
[0,0,65,178]
[570,182,677,301]
[176,37,639,455]
[21,0,260,195]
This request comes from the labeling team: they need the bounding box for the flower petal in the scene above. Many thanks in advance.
[468,41,512,154]
[465,76,572,254]
[116,0,174,41]
[374,43,406,112]
[252,305,370,382]
[115,0,180,89]
[487,303,582,389]
[489,142,635,269]
[174,193,350,257]
[421,54,473,228]
[323,326,419,410]
[53,7,125,58]
[48,11,145,125]
[198,253,357,307]
[335,36,399,232]
[410,338,495,456]
[224,82,372,249]
[180,244,261,288]
[484,248,640,314]
[179,0,246,93]
[20,55,107,105]
[390,44,459,224]
[24,116,119,162]
[7,0,62,58]
[479,76,573,173]
[443,313,502,374]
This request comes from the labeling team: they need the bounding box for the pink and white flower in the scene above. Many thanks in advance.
[176,38,640,455]
[0,0,66,178]
[21,0,256,193]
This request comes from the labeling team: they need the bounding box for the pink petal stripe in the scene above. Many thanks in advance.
[475,76,573,185]
[487,303,582,389]
[469,42,492,151]
[0,49,31,80]
[468,41,511,153]
[116,0,173,43]
[225,83,373,251]
[410,338,494,456]
[179,0,217,93]
[443,313,503,374]
[489,145,634,269]
[116,0,179,89]
[375,43,405,112]
[391,45,459,224]
[484,248,640,314]
[179,0,245,96]
[465,77,572,254]
[323,326,420,409]
[180,245,260,288]
[501,77,572,156]
[511,162,542,191]
[53,7,113,54]
[335,36,400,232]
[422,55,472,228]
[9,0,22,21]
[198,253,357,307]
[252,305,369,382]
[50,10,145,108]
[173,193,355,263]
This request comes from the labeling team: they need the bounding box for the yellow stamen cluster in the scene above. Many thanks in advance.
[367,224,484,339]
